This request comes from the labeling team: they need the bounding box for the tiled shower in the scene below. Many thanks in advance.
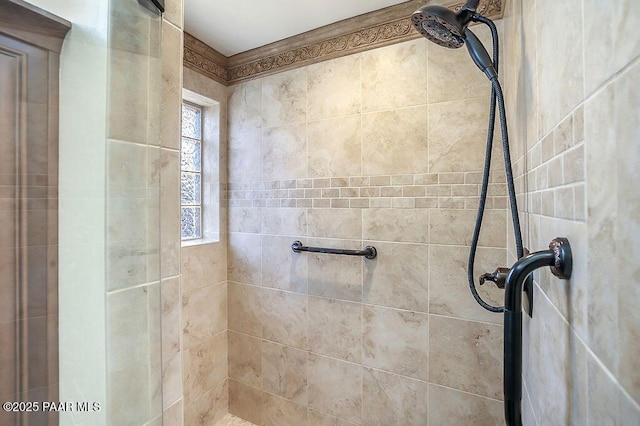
[1,0,638,425]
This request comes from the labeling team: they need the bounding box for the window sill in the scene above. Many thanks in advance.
[181,234,220,248]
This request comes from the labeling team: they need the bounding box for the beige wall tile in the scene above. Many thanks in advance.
[261,208,306,236]
[429,209,506,248]
[307,55,361,121]
[229,233,262,285]
[163,398,183,426]
[362,241,429,312]
[229,129,261,183]
[308,297,361,363]
[614,62,640,403]
[183,331,227,404]
[307,409,357,426]
[184,379,228,426]
[160,149,181,277]
[307,208,362,240]
[163,0,183,29]
[535,0,584,136]
[308,353,362,424]
[182,243,227,293]
[228,282,263,337]
[162,277,182,408]
[228,331,262,388]
[262,68,307,128]
[585,82,618,373]
[363,305,428,381]
[427,23,494,104]
[263,393,308,426]
[428,384,503,426]
[362,106,428,176]
[262,341,308,404]
[307,238,363,302]
[362,39,427,112]
[427,97,491,173]
[363,208,429,243]
[229,380,264,425]
[262,235,308,293]
[429,315,502,399]
[429,245,505,324]
[362,368,428,425]
[261,124,307,181]
[228,80,262,135]
[161,22,182,150]
[262,288,308,349]
[308,116,362,178]
[229,207,261,234]
[106,284,162,425]
[183,282,227,349]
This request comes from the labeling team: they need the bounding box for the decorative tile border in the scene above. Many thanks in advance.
[183,0,503,85]
[228,173,507,209]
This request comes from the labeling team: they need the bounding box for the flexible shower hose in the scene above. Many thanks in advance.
[467,16,525,312]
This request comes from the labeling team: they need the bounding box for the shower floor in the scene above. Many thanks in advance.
[215,414,257,426]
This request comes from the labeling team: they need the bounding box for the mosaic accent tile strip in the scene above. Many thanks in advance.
[228,173,507,209]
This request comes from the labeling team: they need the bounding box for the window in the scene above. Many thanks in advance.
[181,101,203,240]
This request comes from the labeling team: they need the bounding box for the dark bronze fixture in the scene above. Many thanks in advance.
[291,241,377,259]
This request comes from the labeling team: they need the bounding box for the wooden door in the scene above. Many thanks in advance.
[0,1,69,425]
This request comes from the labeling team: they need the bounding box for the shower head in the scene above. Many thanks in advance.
[411,0,479,48]
[411,0,497,80]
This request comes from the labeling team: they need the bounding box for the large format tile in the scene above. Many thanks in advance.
[614,62,640,403]
[307,238,363,302]
[361,39,427,112]
[228,233,262,285]
[261,235,307,293]
[429,315,502,399]
[308,296,362,363]
[427,97,491,173]
[363,305,428,381]
[307,55,361,121]
[229,380,264,426]
[535,0,584,136]
[183,282,227,349]
[261,288,308,349]
[262,340,308,404]
[229,129,261,183]
[428,245,505,324]
[307,115,362,178]
[362,241,429,313]
[428,384,503,426]
[228,282,263,337]
[263,393,308,426]
[228,331,262,388]
[362,368,429,426]
[308,354,362,425]
[261,124,307,181]
[261,68,307,128]
[363,208,429,243]
[106,283,162,425]
[228,80,262,135]
[362,106,428,176]
[307,209,362,240]
[183,331,227,404]
[161,277,182,408]
[182,242,227,292]
[184,380,228,426]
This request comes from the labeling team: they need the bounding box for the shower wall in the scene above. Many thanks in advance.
[503,0,640,424]
[226,24,510,425]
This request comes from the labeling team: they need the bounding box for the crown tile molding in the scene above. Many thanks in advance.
[183,32,228,85]
[183,0,503,85]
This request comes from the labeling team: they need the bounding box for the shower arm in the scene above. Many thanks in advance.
[502,237,572,426]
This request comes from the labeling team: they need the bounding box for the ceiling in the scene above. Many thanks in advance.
[183,0,411,57]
